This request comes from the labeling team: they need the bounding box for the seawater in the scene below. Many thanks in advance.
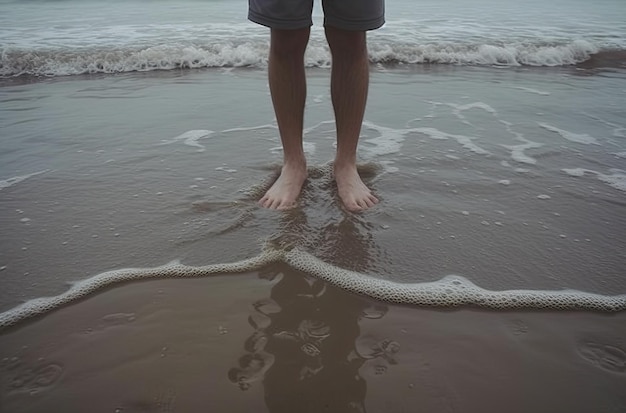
[1,66,626,323]
[0,0,625,326]
[1,0,625,76]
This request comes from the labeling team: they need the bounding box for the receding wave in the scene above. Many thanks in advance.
[0,39,616,77]
[1,242,625,332]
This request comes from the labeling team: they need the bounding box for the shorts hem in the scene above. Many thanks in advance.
[324,16,385,31]
[248,10,312,30]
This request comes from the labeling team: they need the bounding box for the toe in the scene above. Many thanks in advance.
[266,199,277,209]
[367,194,379,206]
[278,201,296,210]
[350,200,364,212]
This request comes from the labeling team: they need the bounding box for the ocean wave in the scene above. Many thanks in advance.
[368,39,601,66]
[0,39,618,77]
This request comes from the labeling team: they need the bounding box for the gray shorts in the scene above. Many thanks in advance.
[248,0,385,31]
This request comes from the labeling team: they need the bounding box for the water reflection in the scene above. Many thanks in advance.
[229,209,397,413]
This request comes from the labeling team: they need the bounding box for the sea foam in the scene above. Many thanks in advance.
[1,244,625,332]
[160,130,213,152]
[0,170,49,191]
[539,123,599,145]
[0,40,607,78]
[562,168,626,192]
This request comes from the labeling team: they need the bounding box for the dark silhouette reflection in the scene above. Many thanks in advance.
[229,203,397,413]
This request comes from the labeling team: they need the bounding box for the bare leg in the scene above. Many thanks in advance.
[325,26,379,211]
[259,28,310,210]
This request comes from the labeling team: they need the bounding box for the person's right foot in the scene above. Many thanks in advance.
[334,162,379,212]
[258,163,308,210]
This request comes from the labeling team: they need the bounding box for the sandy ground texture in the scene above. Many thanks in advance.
[1,266,625,413]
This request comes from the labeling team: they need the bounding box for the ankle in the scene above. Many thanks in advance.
[333,158,357,172]
[282,158,307,172]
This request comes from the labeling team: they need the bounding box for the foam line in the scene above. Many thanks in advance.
[1,39,605,77]
[1,247,625,332]
[160,130,213,152]
[500,120,543,164]
[284,249,626,312]
[538,123,599,145]
[0,248,284,332]
[562,168,626,192]
[0,170,50,191]
[513,87,551,96]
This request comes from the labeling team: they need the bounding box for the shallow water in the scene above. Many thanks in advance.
[1,61,626,411]
[1,66,625,312]
[2,0,626,410]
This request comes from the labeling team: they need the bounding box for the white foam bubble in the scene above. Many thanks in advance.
[500,122,543,164]
[283,248,626,312]
[160,130,213,152]
[514,87,551,96]
[581,113,626,139]
[1,245,625,331]
[414,127,489,155]
[366,39,600,68]
[500,120,543,165]
[455,102,498,114]
[0,39,605,77]
[361,121,407,158]
[215,166,237,173]
[0,170,50,191]
[0,245,285,331]
[562,168,590,177]
[502,143,543,165]
[222,124,278,134]
[597,170,626,192]
[538,123,599,145]
[448,102,498,124]
[562,168,626,192]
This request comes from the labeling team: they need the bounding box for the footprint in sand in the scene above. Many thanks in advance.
[5,361,64,394]
[577,342,626,374]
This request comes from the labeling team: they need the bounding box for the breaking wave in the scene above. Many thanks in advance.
[0,39,616,78]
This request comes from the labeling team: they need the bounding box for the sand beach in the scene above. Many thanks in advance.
[1,0,626,411]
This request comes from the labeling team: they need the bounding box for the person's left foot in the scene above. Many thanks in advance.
[258,161,308,210]
[334,162,378,212]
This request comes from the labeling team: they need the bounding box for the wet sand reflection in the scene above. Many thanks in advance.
[229,209,398,412]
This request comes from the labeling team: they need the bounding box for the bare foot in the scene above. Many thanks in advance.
[334,163,379,212]
[259,163,307,210]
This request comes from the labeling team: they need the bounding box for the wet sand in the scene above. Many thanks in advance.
[1,268,625,412]
[1,65,626,411]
